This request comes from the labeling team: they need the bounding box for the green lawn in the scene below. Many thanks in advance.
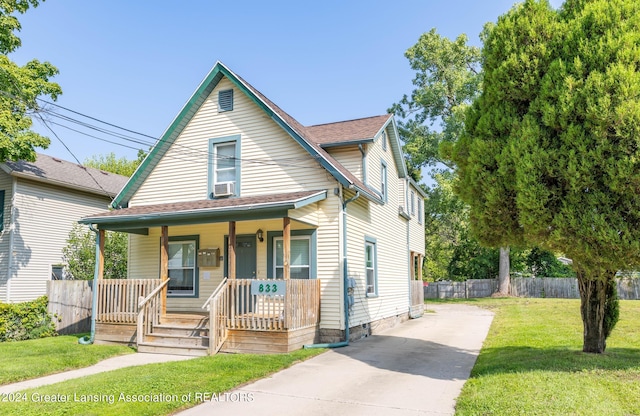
[0,334,134,385]
[452,298,640,415]
[0,348,324,416]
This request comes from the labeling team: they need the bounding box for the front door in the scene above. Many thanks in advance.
[235,235,257,279]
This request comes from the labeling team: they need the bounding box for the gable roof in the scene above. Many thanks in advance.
[113,62,407,208]
[2,153,128,198]
[307,115,391,147]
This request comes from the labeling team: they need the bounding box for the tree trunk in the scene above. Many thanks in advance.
[497,246,510,294]
[576,269,618,354]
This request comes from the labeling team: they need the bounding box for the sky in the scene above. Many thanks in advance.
[11,0,564,172]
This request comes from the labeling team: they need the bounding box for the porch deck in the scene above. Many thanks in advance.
[93,278,321,355]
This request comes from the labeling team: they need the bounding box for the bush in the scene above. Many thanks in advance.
[0,296,57,342]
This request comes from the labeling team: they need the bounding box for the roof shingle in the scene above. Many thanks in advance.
[3,153,129,198]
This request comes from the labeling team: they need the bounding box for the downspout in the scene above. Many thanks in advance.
[305,189,360,349]
[78,224,100,345]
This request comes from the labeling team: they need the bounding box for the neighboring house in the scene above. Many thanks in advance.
[81,62,426,355]
[0,153,128,302]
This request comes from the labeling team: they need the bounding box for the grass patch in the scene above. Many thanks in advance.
[454,298,640,415]
[0,334,134,385]
[0,348,324,415]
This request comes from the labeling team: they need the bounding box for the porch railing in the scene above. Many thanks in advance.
[227,279,320,331]
[137,280,169,346]
[204,278,229,354]
[96,279,160,324]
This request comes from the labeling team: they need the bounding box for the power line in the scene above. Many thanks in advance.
[37,98,158,140]
[5,88,328,172]
[34,111,115,201]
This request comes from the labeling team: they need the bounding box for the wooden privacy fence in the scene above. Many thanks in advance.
[47,280,92,335]
[424,277,640,300]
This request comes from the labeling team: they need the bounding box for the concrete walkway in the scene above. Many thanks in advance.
[178,303,494,416]
[0,352,194,395]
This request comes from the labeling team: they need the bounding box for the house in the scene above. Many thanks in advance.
[80,62,426,355]
[0,153,128,302]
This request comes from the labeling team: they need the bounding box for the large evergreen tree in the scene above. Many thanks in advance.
[453,0,640,353]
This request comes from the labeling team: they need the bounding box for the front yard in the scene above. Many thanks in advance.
[0,334,133,385]
[0,348,324,415]
[452,298,640,415]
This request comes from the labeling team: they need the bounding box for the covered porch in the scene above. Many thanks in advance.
[82,191,326,355]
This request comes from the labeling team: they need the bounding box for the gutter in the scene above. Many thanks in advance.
[78,225,100,345]
[305,189,360,349]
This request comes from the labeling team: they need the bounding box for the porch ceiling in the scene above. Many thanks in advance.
[80,190,327,233]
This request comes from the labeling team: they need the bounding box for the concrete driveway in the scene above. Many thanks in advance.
[178,303,494,416]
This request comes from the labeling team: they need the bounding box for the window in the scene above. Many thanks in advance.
[267,229,316,279]
[51,265,64,280]
[418,197,423,224]
[274,236,310,279]
[167,237,198,296]
[218,89,233,112]
[381,161,387,203]
[381,130,387,151]
[209,135,240,198]
[365,237,377,296]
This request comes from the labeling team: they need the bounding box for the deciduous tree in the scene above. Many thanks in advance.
[0,0,61,162]
[84,150,146,177]
[62,224,127,280]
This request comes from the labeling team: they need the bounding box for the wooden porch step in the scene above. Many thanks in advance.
[153,323,208,337]
[137,342,209,357]
[161,313,209,326]
[145,332,209,348]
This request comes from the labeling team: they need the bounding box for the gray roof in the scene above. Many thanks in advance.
[2,153,129,198]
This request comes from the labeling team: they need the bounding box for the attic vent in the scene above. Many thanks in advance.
[218,89,234,112]
[52,157,62,163]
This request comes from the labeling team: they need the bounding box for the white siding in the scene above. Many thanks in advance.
[131,77,333,206]
[325,146,362,181]
[344,126,413,329]
[128,205,342,319]
[409,182,426,256]
[0,171,13,301]
[124,78,423,329]
[8,179,112,302]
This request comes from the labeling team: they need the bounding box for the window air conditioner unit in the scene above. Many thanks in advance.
[213,182,234,197]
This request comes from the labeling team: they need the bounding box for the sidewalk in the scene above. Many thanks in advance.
[179,303,494,416]
[0,304,493,415]
[0,352,195,395]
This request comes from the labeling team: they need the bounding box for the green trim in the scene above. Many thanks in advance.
[266,229,317,279]
[318,138,375,148]
[112,62,384,208]
[218,89,233,112]
[112,66,226,208]
[365,235,378,297]
[164,235,200,298]
[208,134,241,199]
[85,191,328,230]
[98,226,149,235]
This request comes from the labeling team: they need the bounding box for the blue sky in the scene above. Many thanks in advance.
[11,0,563,169]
